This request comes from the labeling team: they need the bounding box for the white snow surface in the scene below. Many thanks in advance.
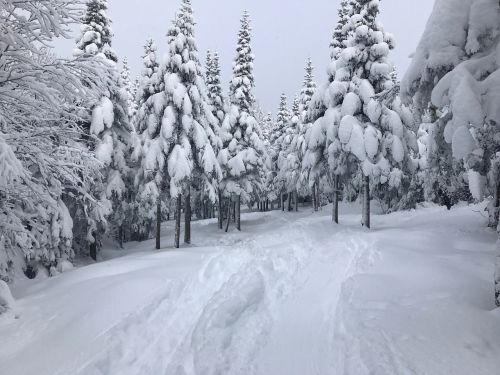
[1,203,499,375]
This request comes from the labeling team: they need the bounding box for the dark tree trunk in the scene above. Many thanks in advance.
[489,183,500,228]
[156,199,161,250]
[333,174,339,224]
[236,195,241,231]
[312,183,317,212]
[184,190,191,244]
[175,195,182,248]
[225,203,231,232]
[266,200,269,212]
[362,175,370,229]
[232,201,236,221]
[287,192,292,211]
[282,193,285,212]
[89,234,97,261]
[118,225,124,249]
[218,190,223,230]
[315,179,320,211]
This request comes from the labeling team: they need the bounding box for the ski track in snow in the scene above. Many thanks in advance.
[2,204,500,375]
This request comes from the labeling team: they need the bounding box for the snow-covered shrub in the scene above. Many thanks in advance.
[0,280,16,319]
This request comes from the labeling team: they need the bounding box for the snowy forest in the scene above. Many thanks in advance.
[1,0,500,374]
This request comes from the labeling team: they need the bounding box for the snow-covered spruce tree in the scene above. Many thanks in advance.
[401,0,500,305]
[74,0,117,63]
[130,38,163,244]
[121,58,135,122]
[270,93,291,210]
[321,0,415,227]
[303,1,353,216]
[0,0,110,279]
[205,51,225,228]
[279,96,301,211]
[143,0,220,248]
[74,0,133,259]
[219,11,264,230]
[289,59,317,204]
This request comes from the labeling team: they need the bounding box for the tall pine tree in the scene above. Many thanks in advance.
[219,11,264,230]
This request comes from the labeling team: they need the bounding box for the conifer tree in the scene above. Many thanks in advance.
[291,59,317,201]
[270,93,291,209]
[205,51,225,228]
[74,0,133,258]
[143,0,220,248]
[131,38,162,244]
[219,11,264,230]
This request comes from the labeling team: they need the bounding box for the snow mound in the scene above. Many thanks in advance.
[0,281,16,321]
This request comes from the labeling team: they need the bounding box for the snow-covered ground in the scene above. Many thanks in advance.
[1,203,499,375]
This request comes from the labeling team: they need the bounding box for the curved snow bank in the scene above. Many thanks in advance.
[0,280,16,322]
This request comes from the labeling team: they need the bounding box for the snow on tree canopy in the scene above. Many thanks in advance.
[402,0,500,221]
[141,0,220,202]
[219,11,264,202]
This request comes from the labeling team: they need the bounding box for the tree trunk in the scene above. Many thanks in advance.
[312,183,317,212]
[184,190,191,244]
[236,195,241,231]
[118,225,124,249]
[315,179,320,211]
[218,190,223,230]
[287,192,292,211]
[89,234,97,261]
[156,199,161,249]
[175,195,182,248]
[362,175,370,229]
[489,182,500,228]
[232,201,236,221]
[266,200,269,212]
[225,203,231,233]
[333,174,339,224]
[281,193,285,212]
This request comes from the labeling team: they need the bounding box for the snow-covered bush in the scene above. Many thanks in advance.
[0,0,110,279]
[0,280,16,319]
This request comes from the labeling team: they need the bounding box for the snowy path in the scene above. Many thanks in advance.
[1,203,500,375]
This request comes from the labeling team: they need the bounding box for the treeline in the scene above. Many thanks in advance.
[1,0,499,297]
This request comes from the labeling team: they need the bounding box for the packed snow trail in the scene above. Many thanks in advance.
[1,203,500,375]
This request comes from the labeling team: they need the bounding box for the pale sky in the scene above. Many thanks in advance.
[56,0,435,112]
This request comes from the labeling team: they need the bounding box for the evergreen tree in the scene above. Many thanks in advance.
[219,11,264,230]
[318,0,414,227]
[131,38,162,244]
[205,50,225,228]
[143,0,220,248]
[292,59,317,199]
[121,58,135,122]
[74,0,117,63]
[73,0,133,259]
[270,93,291,209]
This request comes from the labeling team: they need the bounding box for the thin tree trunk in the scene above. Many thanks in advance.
[236,195,241,231]
[287,192,292,211]
[175,195,182,248]
[282,193,285,212]
[362,175,370,229]
[333,174,339,224]
[225,204,231,232]
[156,199,161,249]
[294,191,298,212]
[312,183,317,212]
[89,233,97,261]
[232,201,236,221]
[218,190,223,229]
[118,225,124,249]
[184,190,191,244]
[316,179,320,211]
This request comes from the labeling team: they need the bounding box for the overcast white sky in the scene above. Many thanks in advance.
[56,0,435,112]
